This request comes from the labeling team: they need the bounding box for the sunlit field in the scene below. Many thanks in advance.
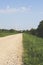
[23,33,43,65]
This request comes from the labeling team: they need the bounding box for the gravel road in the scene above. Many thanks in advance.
[0,33,23,65]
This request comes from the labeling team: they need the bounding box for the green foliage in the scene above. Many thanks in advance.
[29,28,37,35]
[0,29,19,37]
[23,33,43,65]
[37,20,43,37]
[0,32,15,37]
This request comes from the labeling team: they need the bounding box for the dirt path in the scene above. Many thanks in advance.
[0,33,23,65]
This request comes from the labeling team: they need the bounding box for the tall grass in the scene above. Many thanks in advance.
[23,33,43,65]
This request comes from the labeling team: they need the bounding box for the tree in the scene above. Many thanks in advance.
[37,20,43,37]
[29,28,37,35]
[9,29,15,33]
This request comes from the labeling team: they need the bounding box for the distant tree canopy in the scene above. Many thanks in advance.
[29,28,37,35]
[9,29,15,32]
[0,20,43,38]
[29,20,43,38]
[37,20,43,37]
[0,29,21,33]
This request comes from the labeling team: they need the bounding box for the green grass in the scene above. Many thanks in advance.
[0,32,18,37]
[23,33,43,65]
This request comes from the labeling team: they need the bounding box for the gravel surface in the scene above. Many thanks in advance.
[0,33,23,65]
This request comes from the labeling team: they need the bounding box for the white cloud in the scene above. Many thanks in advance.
[0,6,31,13]
[20,6,31,13]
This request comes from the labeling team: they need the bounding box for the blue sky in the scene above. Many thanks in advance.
[0,0,43,30]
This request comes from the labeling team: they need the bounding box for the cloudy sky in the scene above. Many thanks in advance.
[0,0,43,30]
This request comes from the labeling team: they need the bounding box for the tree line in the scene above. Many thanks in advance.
[26,20,43,38]
[0,20,43,38]
[0,29,22,33]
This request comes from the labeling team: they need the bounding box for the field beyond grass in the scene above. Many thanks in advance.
[23,33,43,65]
[0,31,18,37]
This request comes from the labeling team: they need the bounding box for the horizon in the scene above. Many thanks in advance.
[0,0,43,30]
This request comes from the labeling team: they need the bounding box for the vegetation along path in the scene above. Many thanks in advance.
[0,33,23,65]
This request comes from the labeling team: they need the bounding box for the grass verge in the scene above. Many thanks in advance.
[23,33,43,65]
[0,32,18,37]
